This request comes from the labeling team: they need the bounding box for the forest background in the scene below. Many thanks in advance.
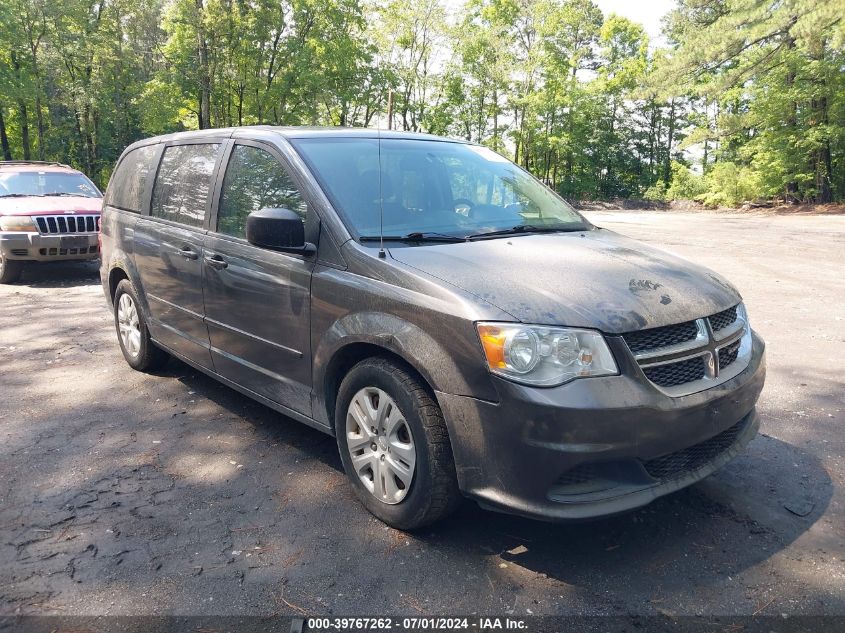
[1,0,843,207]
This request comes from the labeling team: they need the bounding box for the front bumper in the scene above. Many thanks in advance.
[436,332,766,521]
[0,231,99,262]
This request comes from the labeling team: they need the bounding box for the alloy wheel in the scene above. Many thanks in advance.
[117,293,142,358]
[345,387,416,504]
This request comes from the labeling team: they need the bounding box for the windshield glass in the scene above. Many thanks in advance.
[0,171,101,198]
[291,138,587,239]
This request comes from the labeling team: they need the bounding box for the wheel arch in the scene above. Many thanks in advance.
[322,341,436,432]
[313,311,487,429]
[108,265,130,300]
[105,258,152,318]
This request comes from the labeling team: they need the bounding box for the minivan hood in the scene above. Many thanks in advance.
[388,230,741,334]
[0,196,102,216]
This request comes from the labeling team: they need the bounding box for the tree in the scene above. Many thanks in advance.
[0,0,840,204]
[657,0,845,202]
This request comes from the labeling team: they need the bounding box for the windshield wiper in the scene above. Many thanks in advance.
[40,192,91,197]
[0,193,30,198]
[359,232,467,243]
[466,224,583,240]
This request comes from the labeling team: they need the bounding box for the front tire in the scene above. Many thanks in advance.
[335,357,461,530]
[113,279,169,372]
[0,255,23,284]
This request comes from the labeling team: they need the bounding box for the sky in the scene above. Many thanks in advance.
[593,0,675,46]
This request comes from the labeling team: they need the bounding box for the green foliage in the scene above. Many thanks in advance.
[665,162,706,201]
[0,0,841,203]
[656,0,845,203]
[697,162,764,208]
[643,180,667,201]
[136,79,191,136]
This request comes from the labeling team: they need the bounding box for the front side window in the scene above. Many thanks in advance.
[107,145,157,212]
[217,144,306,239]
[291,138,587,239]
[0,171,101,198]
[151,143,220,228]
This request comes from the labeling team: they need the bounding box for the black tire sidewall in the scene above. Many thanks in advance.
[0,255,23,284]
[335,360,441,529]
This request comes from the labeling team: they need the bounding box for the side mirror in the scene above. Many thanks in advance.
[246,208,315,254]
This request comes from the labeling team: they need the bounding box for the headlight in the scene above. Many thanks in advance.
[738,302,753,346]
[476,322,618,386]
[0,216,37,232]
[737,303,750,329]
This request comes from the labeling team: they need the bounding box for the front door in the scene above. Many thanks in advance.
[133,142,222,369]
[202,142,315,416]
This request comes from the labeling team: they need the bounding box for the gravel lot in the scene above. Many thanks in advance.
[1,210,843,618]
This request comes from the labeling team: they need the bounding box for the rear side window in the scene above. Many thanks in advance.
[107,145,157,211]
[216,144,306,239]
[151,143,220,228]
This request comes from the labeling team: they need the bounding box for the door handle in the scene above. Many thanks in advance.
[204,253,228,270]
[178,246,198,260]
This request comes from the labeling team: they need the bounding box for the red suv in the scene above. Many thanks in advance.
[0,161,103,283]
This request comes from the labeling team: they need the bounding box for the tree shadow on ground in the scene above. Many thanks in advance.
[11,260,100,289]
[1,273,840,616]
[149,355,836,614]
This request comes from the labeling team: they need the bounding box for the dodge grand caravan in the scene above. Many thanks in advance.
[100,127,765,529]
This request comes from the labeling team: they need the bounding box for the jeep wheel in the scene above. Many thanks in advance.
[0,255,23,284]
[335,357,461,530]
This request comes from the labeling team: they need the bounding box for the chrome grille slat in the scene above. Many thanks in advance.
[718,339,741,370]
[625,320,709,361]
[34,214,100,235]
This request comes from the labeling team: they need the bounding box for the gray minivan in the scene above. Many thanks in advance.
[100,127,766,529]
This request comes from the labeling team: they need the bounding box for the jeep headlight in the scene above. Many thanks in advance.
[476,323,618,386]
[0,215,37,232]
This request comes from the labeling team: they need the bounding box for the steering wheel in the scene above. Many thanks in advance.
[453,198,475,217]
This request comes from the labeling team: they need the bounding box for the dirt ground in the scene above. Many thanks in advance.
[1,210,843,618]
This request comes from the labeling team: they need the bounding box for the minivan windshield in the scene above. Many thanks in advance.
[0,171,101,198]
[291,138,587,240]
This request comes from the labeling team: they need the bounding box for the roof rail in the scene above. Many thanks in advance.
[0,160,72,169]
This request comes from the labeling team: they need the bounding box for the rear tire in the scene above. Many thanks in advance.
[335,357,461,530]
[113,279,169,372]
[0,255,23,284]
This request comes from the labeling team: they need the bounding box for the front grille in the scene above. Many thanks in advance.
[642,356,706,387]
[718,339,741,370]
[643,418,746,480]
[622,320,699,354]
[709,306,738,332]
[10,249,28,256]
[35,214,100,234]
[623,303,746,395]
